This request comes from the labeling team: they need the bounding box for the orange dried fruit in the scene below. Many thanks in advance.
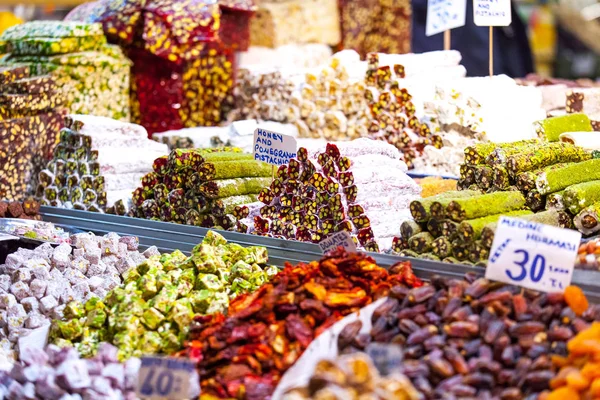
[581,362,600,380]
[565,286,589,316]
[567,370,591,391]
[590,378,600,396]
[547,386,581,400]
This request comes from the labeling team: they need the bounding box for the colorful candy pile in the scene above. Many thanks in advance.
[338,277,600,399]
[0,21,131,121]
[36,114,168,212]
[182,251,422,399]
[283,353,420,399]
[51,231,277,360]
[0,65,64,201]
[0,232,147,366]
[124,148,270,229]
[250,139,420,251]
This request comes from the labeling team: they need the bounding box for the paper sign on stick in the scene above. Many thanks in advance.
[426,0,467,36]
[319,231,357,254]
[474,0,512,26]
[253,128,297,166]
[485,216,580,293]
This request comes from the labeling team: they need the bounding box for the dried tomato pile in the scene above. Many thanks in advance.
[66,0,254,134]
[181,250,422,399]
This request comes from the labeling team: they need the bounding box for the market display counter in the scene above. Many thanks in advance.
[40,205,600,302]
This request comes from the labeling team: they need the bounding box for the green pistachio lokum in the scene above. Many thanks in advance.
[211,195,258,216]
[463,139,540,165]
[7,35,106,56]
[534,113,592,142]
[474,166,494,191]
[492,166,511,190]
[409,232,434,253]
[506,142,591,177]
[429,190,483,220]
[546,190,566,211]
[486,142,540,166]
[456,209,533,243]
[516,163,572,192]
[451,239,471,260]
[426,218,443,238]
[202,151,254,162]
[400,220,423,240]
[563,180,600,214]
[575,202,600,235]
[199,177,272,199]
[1,21,104,40]
[432,236,452,258]
[409,190,480,222]
[536,158,600,195]
[50,231,278,360]
[446,191,526,222]
[526,189,545,212]
[468,241,490,263]
[200,160,272,181]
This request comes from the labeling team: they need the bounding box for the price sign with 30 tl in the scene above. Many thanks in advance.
[485,216,581,293]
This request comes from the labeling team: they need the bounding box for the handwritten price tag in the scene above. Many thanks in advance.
[473,0,512,26]
[318,231,357,254]
[253,128,297,166]
[366,343,403,376]
[485,217,581,293]
[137,357,200,400]
[426,0,467,36]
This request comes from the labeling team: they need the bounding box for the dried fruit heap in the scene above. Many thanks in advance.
[66,0,254,134]
[126,148,270,229]
[338,275,600,399]
[283,353,420,399]
[0,21,131,121]
[36,115,168,212]
[51,231,277,360]
[0,64,65,201]
[182,250,422,399]
[251,139,420,251]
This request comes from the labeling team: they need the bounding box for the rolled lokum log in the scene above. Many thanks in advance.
[459,164,476,186]
[456,209,533,243]
[442,256,461,264]
[202,151,254,162]
[427,190,481,220]
[516,162,572,192]
[507,142,591,177]
[446,191,526,222]
[426,218,443,238]
[432,236,452,258]
[546,190,566,211]
[474,165,494,191]
[451,239,471,260]
[440,219,459,239]
[564,180,600,215]
[199,160,272,181]
[410,190,479,222]
[399,249,419,258]
[575,202,600,235]
[486,142,540,166]
[534,113,592,142]
[408,232,434,253]
[559,132,600,150]
[492,166,511,190]
[468,241,490,263]
[463,139,540,166]
[211,195,259,216]
[526,189,546,212]
[199,177,272,199]
[536,158,600,195]
[400,220,423,240]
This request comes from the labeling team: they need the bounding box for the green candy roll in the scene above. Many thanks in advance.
[429,190,481,220]
[400,220,423,240]
[446,191,526,222]
[534,113,592,142]
[199,177,270,199]
[432,237,452,258]
[536,158,600,195]
[563,181,600,214]
[463,139,540,165]
[507,142,591,177]
[409,232,434,253]
[516,163,572,192]
[1,21,104,40]
[456,209,533,243]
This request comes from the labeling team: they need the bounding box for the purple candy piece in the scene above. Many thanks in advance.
[96,344,118,364]
[100,363,123,389]
[20,346,49,366]
[56,359,91,390]
[35,374,66,400]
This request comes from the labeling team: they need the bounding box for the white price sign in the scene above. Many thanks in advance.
[319,231,357,254]
[485,217,581,293]
[137,357,199,400]
[253,128,297,166]
[426,0,467,37]
[473,0,512,26]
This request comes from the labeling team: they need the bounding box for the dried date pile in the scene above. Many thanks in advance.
[338,274,600,399]
[182,251,422,399]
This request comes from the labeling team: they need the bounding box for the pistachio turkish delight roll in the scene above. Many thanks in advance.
[441,219,459,240]
[1,21,104,40]
[451,239,471,261]
[198,177,272,199]
[463,139,540,165]
[546,190,566,210]
[7,35,106,56]
[492,166,511,190]
[399,249,420,258]
[400,220,423,240]
[507,142,591,177]
[432,236,452,258]
[534,113,592,142]
[421,253,441,261]
[459,164,476,186]
[575,202,600,235]
[516,163,572,192]
[426,218,443,238]
[536,158,600,195]
[486,142,540,166]
[526,189,546,212]
[446,191,526,222]
[410,190,479,222]
[469,241,490,263]
[475,165,494,191]
[563,180,600,214]
[201,151,253,162]
[428,190,481,220]
[409,232,434,253]
[199,160,272,181]
[391,237,409,253]
[456,209,533,243]
[442,257,461,264]
[211,194,258,216]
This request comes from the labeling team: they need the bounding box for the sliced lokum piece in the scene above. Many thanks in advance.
[546,190,566,211]
[408,232,434,253]
[575,202,600,235]
[432,237,452,258]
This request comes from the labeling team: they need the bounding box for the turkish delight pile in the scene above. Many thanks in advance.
[0,21,131,121]
[0,344,140,399]
[0,199,40,221]
[0,232,149,367]
[238,44,333,69]
[249,138,420,251]
[0,65,65,201]
[123,148,271,231]
[36,114,168,212]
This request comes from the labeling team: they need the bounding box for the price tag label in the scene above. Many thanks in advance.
[137,357,200,400]
[473,0,512,26]
[365,343,403,376]
[485,217,581,293]
[253,128,297,166]
[426,0,467,36]
[318,231,357,254]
